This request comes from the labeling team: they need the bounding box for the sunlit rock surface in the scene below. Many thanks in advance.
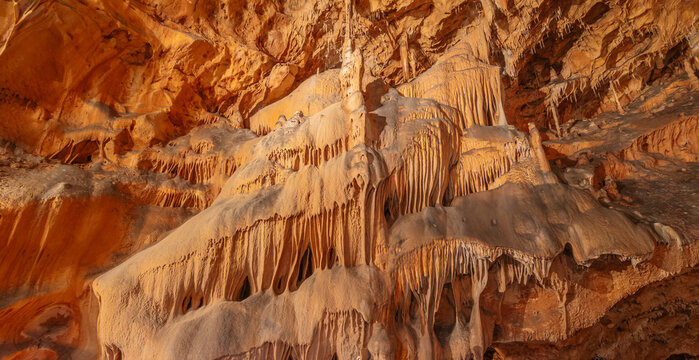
[1,0,697,359]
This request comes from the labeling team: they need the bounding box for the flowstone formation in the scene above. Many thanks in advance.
[1,0,698,359]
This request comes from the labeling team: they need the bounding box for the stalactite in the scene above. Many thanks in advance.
[141,185,208,209]
[609,81,625,115]
[469,258,489,360]
[42,125,120,164]
[95,153,391,348]
[117,179,210,208]
[399,64,506,130]
[387,100,464,130]
[265,138,346,170]
[222,341,299,360]
[131,125,255,191]
[394,240,552,305]
[450,127,532,197]
[542,70,589,137]
[218,310,370,360]
[224,160,290,195]
[392,239,552,360]
[384,117,460,216]
[451,143,532,197]
[139,150,235,185]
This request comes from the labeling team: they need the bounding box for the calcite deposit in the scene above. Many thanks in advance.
[1,0,698,359]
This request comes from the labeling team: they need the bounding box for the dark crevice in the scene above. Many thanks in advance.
[562,242,575,259]
[51,140,99,164]
[383,197,397,226]
[583,2,610,25]
[237,276,251,301]
[182,295,193,313]
[296,247,314,287]
[275,277,285,294]
[483,347,500,360]
[647,39,690,85]
[666,354,699,360]
[327,247,336,269]
[433,283,456,342]
[409,292,420,321]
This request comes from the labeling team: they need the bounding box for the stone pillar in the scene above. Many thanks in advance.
[340,0,367,149]
[528,122,552,172]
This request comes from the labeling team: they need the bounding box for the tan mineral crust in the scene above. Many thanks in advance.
[0,0,698,359]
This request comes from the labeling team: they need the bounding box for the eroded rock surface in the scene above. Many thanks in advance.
[1,0,697,359]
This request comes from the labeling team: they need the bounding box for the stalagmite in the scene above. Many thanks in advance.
[400,32,411,82]
[528,123,551,173]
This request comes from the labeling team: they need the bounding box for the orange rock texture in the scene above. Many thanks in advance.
[0,0,698,359]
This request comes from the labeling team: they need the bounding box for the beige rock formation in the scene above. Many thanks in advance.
[0,0,698,359]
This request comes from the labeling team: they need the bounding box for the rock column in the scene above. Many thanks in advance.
[341,0,367,149]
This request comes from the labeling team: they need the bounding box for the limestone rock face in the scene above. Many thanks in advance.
[1,0,698,359]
